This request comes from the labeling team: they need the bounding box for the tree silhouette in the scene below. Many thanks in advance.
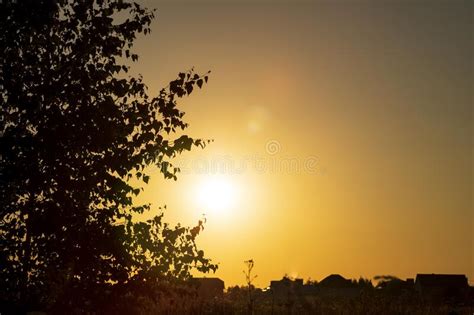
[0,0,215,312]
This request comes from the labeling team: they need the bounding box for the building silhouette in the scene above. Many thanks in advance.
[415,274,469,303]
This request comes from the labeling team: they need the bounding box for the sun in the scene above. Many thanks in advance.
[195,176,238,216]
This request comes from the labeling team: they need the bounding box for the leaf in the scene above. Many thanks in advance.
[197,79,203,89]
[185,82,193,94]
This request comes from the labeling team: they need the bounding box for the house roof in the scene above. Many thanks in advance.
[320,274,351,288]
[415,274,468,288]
[270,277,303,287]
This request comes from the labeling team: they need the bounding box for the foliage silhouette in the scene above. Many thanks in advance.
[374,275,402,289]
[0,0,215,312]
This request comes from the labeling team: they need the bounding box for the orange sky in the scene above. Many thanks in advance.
[130,0,472,287]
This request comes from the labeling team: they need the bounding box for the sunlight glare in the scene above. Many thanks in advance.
[196,176,238,216]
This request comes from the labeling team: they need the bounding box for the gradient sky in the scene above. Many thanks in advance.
[130,0,472,287]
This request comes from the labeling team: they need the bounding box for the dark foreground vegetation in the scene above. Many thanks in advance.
[7,275,470,314]
[3,278,472,315]
[191,290,473,315]
[189,274,473,315]
[222,275,474,315]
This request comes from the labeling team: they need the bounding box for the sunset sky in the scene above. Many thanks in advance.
[130,0,472,287]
